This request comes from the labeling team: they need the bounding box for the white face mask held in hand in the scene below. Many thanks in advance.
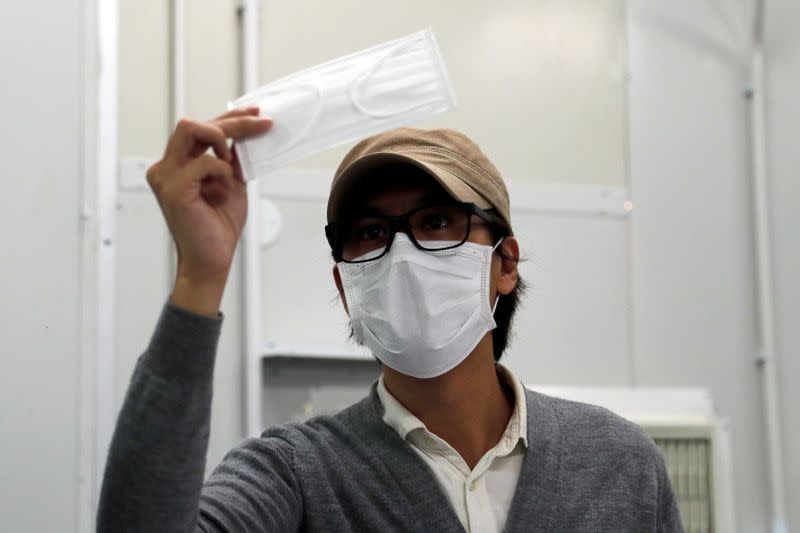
[229,28,456,181]
[338,234,503,379]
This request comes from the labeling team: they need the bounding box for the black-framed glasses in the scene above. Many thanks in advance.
[325,202,497,263]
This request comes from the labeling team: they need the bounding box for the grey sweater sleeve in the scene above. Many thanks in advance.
[96,303,302,532]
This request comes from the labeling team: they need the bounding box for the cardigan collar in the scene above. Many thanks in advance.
[344,379,562,532]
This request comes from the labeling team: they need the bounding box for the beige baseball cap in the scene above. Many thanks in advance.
[327,127,512,231]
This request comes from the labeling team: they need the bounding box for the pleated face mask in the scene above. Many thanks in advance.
[229,28,457,181]
[337,234,502,379]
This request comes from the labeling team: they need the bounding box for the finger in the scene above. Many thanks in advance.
[201,155,242,207]
[211,106,261,122]
[167,119,233,162]
[181,154,235,190]
[214,115,273,141]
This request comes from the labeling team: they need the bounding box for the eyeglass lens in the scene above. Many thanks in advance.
[340,204,470,262]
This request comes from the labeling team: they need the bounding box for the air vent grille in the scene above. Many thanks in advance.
[654,437,713,533]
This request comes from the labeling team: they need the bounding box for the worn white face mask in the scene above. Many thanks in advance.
[338,234,502,379]
[229,28,456,181]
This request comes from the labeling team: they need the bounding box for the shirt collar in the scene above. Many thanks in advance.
[376,374,426,440]
[497,363,529,449]
[376,363,528,449]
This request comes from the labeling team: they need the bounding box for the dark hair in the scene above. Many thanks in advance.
[487,216,527,362]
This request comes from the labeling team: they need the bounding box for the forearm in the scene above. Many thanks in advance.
[97,303,222,532]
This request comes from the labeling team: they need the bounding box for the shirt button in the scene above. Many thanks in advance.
[469,480,477,491]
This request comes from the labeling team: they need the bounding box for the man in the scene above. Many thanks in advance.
[98,107,683,532]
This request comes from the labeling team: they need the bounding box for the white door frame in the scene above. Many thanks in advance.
[79,0,118,529]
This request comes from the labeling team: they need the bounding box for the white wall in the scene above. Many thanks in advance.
[251,0,634,392]
[116,0,247,470]
[764,0,800,529]
[0,1,84,531]
[627,1,799,531]
[259,0,628,186]
[115,0,171,412]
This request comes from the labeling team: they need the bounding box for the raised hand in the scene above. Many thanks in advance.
[146,106,273,315]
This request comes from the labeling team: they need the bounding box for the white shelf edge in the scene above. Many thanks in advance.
[526,385,715,419]
[259,342,374,362]
[259,167,631,217]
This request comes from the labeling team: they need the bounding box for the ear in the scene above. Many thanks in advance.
[332,264,349,315]
[495,237,519,297]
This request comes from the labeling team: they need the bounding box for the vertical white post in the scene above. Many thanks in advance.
[168,0,185,285]
[241,0,264,438]
[92,0,118,520]
[749,1,787,532]
[242,0,260,95]
[79,0,100,530]
[171,0,185,123]
[712,418,738,533]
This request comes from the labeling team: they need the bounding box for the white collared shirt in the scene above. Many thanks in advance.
[376,364,528,533]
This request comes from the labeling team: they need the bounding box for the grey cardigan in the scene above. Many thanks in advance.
[98,304,683,532]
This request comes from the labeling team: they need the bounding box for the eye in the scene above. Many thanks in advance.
[356,223,387,242]
[421,213,449,231]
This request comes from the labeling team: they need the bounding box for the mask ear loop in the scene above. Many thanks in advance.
[489,237,505,317]
[256,83,324,157]
[491,295,500,316]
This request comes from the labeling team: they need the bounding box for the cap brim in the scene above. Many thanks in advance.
[327,152,492,223]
